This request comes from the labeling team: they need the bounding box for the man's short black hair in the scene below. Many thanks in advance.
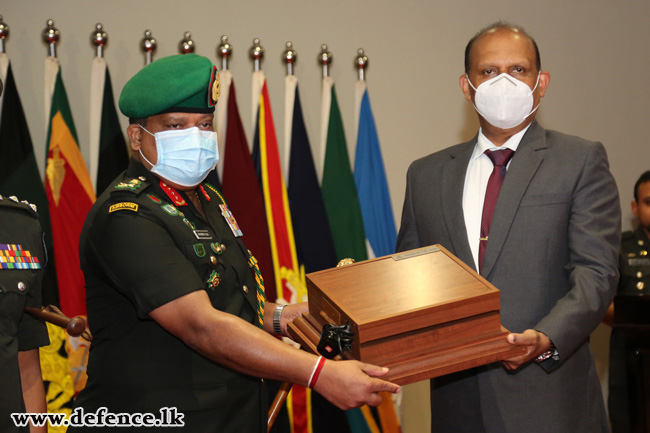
[634,170,650,202]
[464,21,541,74]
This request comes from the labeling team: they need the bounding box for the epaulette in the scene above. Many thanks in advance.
[0,194,39,217]
[110,175,151,197]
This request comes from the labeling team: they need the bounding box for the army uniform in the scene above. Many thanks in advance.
[609,227,650,433]
[71,160,267,432]
[0,195,49,432]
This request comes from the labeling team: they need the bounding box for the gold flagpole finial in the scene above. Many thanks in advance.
[43,19,60,58]
[249,38,264,72]
[355,48,368,81]
[217,35,232,71]
[141,29,157,65]
[91,23,108,58]
[283,41,297,76]
[179,31,195,55]
[0,16,9,54]
[318,44,332,79]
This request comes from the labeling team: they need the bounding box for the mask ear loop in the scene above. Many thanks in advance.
[137,125,157,169]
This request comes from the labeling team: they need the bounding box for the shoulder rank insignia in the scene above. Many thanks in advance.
[109,202,139,213]
[115,178,143,191]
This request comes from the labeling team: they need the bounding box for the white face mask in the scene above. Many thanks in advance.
[139,126,219,187]
[467,73,540,129]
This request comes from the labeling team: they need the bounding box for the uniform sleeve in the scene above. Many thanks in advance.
[84,208,205,318]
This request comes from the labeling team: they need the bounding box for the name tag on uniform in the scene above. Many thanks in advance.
[193,230,212,240]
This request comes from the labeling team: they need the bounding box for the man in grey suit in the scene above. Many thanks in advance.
[396,22,620,432]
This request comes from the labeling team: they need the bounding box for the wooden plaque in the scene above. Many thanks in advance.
[288,245,525,385]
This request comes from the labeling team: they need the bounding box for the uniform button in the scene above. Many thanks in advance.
[221,244,226,253]
[139,176,147,181]
[637,281,645,290]
[210,256,217,265]
[638,271,643,279]
[641,250,648,256]
[638,240,645,246]
[17,282,27,292]
[242,285,249,294]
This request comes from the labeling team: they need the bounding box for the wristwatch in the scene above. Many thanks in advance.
[535,341,558,362]
[273,304,287,335]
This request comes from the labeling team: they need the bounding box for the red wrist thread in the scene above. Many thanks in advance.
[308,356,326,389]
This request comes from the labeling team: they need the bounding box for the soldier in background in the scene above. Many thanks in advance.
[607,170,650,433]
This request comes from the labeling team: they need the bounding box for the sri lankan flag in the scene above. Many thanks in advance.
[44,62,96,318]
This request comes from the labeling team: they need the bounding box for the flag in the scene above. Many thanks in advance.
[44,62,96,318]
[320,79,367,262]
[285,75,348,433]
[252,80,311,433]
[285,75,337,274]
[353,83,397,258]
[219,74,277,302]
[0,54,58,306]
[89,57,128,195]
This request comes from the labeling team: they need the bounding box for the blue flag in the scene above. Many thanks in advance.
[354,88,396,258]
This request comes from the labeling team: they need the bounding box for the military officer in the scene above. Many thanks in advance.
[0,194,49,433]
[70,54,399,432]
[608,170,650,433]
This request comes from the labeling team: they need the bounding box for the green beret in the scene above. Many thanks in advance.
[119,54,220,119]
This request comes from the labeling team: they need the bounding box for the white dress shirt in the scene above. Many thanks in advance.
[462,125,531,269]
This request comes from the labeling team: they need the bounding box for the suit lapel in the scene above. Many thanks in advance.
[480,121,548,277]
[442,139,476,269]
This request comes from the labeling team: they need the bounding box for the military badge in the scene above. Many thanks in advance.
[115,179,142,191]
[208,65,220,107]
[161,204,179,216]
[211,243,225,254]
[147,194,163,204]
[109,202,139,213]
[193,244,206,257]
[207,270,221,290]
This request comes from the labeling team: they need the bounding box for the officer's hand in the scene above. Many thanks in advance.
[502,329,551,370]
[280,303,308,337]
[312,360,400,410]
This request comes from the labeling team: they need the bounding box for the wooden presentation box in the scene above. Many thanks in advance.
[288,245,525,386]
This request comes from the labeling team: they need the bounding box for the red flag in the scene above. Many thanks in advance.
[44,68,95,317]
[220,80,277,301]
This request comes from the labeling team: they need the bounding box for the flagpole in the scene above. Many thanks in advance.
[179,31,195,54]
[141,30,157,66]
[250,38,265,127]
[0,16,8,54]
[354,49,368,143]
[43,19,59,59]
[215,35,233,179]
[43,19,60,135]
[317,44,333,183]
[89,24,108,192]
[283,42,298,180]
[355,48,368,82]
[91,23,107,58]
[218,35,231,71]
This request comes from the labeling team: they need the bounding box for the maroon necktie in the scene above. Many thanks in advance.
[478,148,515,271]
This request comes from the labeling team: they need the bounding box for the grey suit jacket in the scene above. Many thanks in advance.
[396,121,620,433]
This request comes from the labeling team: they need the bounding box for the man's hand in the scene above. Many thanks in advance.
[502,329,551,370]
[280,302,308,337]
[313,360,401,410]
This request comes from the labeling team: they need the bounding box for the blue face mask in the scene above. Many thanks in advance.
[139,126,219,187]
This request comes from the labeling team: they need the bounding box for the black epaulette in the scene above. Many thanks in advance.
[109,175,151,197]
[0,194,39,218]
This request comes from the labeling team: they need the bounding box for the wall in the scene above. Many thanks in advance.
[3,1,648,431]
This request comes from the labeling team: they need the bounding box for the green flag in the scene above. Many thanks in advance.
[321,82,367,262]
